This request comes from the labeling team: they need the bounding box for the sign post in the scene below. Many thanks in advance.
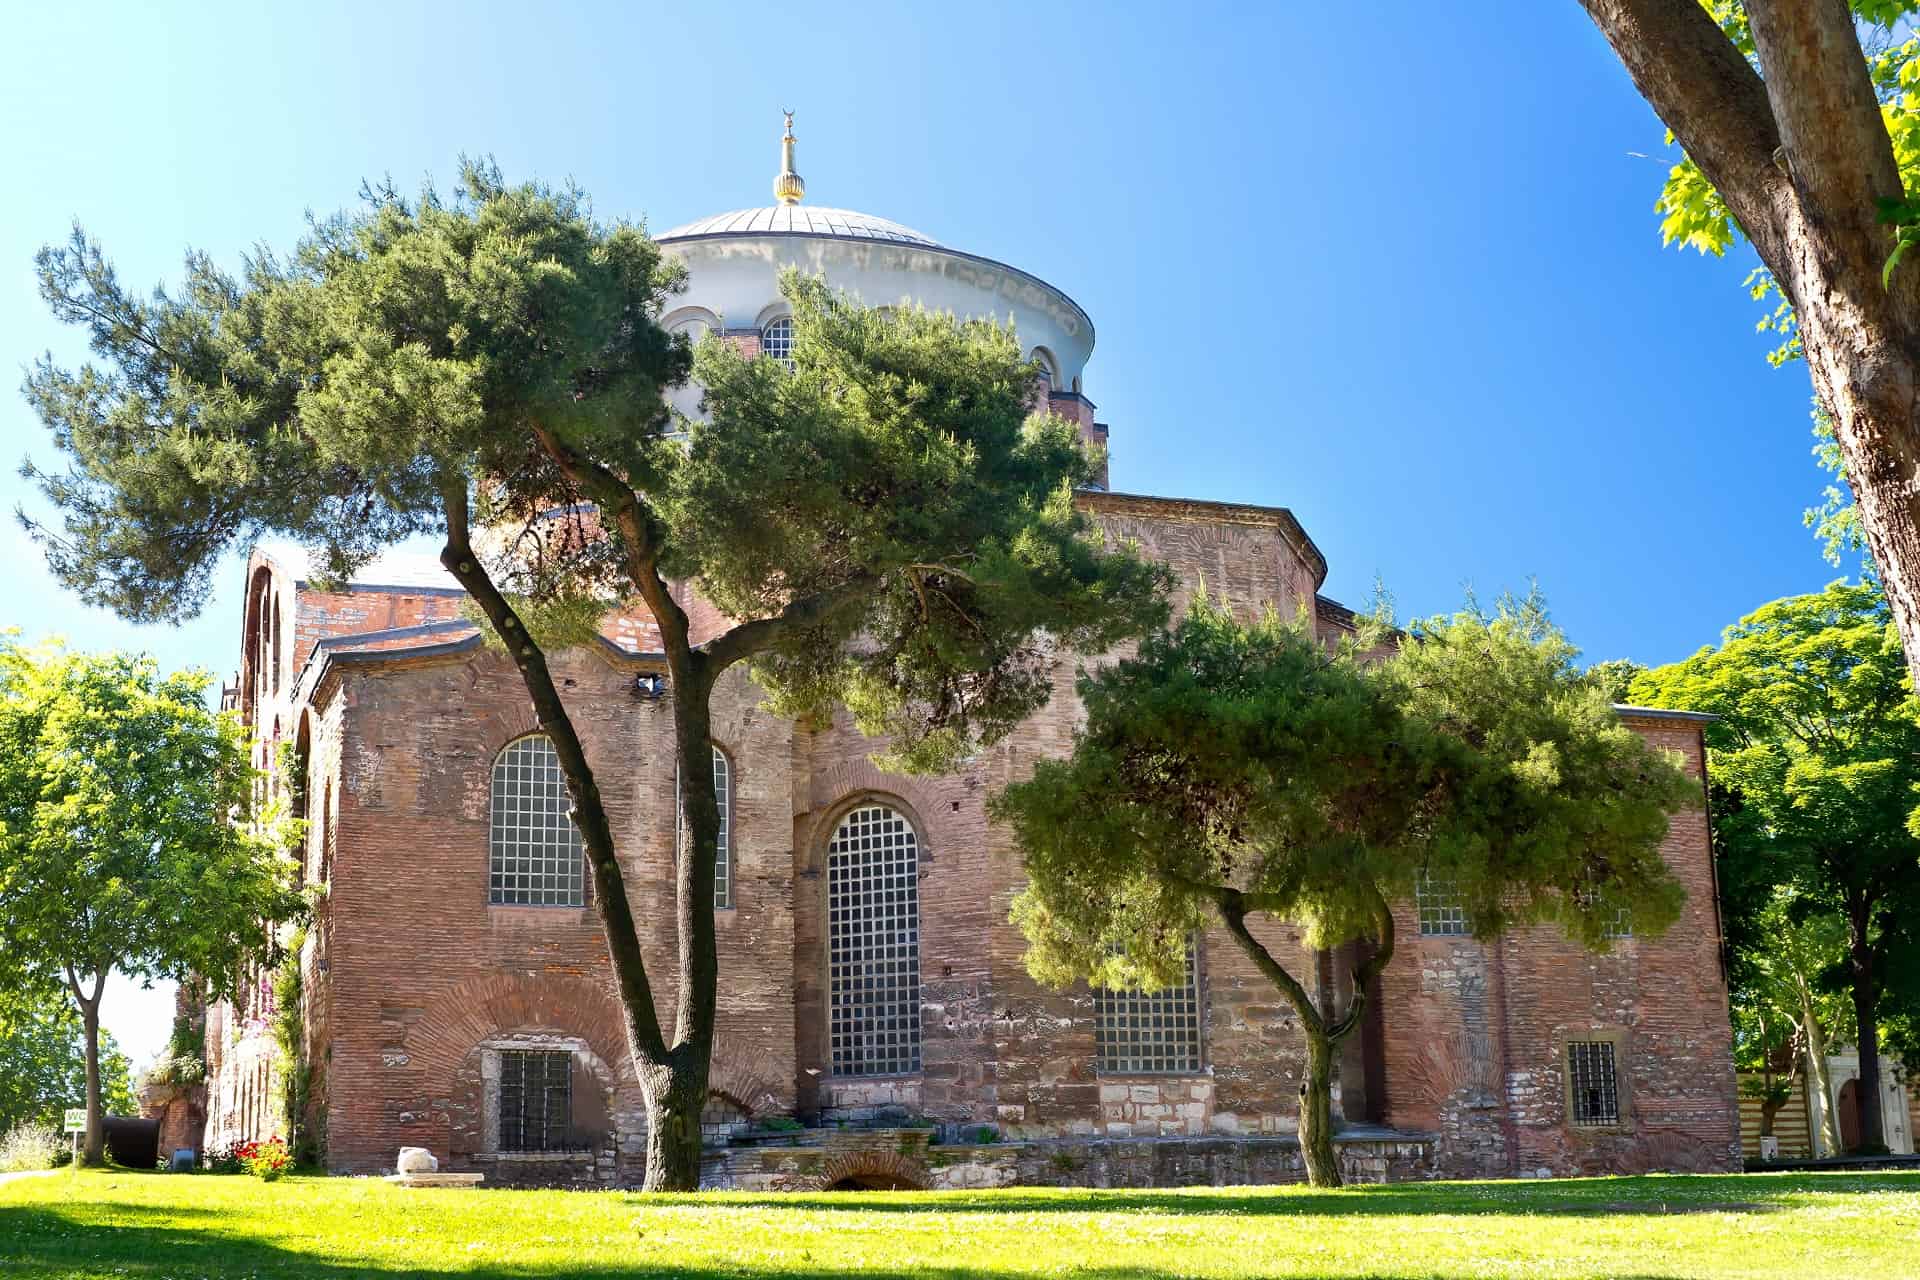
[63,1107,84,1163]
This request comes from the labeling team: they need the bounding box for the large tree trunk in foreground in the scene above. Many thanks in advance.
[1297,1030,1340,1188]
[1580,0,1920,688]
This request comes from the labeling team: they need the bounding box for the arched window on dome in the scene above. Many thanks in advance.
[489,734,586,907]
[761,316,794,368]
[1030,347,1058,394]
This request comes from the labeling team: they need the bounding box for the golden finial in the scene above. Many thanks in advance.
[774,109,806,205]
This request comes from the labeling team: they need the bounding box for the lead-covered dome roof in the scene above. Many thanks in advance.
[655,204,941,248]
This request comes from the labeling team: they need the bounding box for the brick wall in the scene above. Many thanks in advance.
[205,491,1739,1184]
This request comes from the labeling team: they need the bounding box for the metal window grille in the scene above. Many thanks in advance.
[675,746,734,910]
[489,735,585,906]
[1095,945,1204,1074]
[827,804,922,1076]
[1415,870,1469,936]
[712,747,731,910]
[761,316,794,366]
[1567,1040,1620,1127]
[1578,887,1633,939]
[498,1049,572,1151]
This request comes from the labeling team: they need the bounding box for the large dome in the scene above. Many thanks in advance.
[657,205,941,249]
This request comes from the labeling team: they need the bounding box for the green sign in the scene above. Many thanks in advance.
[62,1108,85,1134]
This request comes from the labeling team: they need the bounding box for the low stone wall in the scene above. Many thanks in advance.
[701,1128,1439,1191]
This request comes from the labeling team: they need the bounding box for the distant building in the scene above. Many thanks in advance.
[202,120,1741,1188]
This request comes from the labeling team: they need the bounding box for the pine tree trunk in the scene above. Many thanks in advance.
[80,998,105,1167]
[640,1063,706,1191]
[1298,1029,1341,1189]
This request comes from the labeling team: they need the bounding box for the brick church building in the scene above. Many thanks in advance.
[200,122,1741,1188]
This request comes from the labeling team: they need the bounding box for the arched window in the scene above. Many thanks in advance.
[319,779,334,883]
[761,316,794,367]
[1095,942,1203,1075]
[1030,347,1058,392]
[271,599,283,694]
[676,744,734,909]
[826,804,922,1076]
[489,735,585,907]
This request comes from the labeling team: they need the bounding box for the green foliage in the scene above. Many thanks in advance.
[0,990,134,1132]
[0,640,305,1008]
[679,272,1169,772]
[144,1007,207,1089]
[1583,658,1648,705]
[997,593,1693,994]
[1804,402,1872,571]
[0,1122,65,1172]
[1632,579,1920,1068]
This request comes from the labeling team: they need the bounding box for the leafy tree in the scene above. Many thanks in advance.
[0,641,302,1164]
[1728,892,1848,1154]
[1584,657,1648,704]
[1580,1,1920,685]
[19,165,1168,1189]
[993,596,1692,1187]
[0,987,134,1136]
[1632,579,1920,1151]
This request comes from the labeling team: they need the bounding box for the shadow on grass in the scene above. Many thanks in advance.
[669,1171,1918,1219]
[0,1200,1707,1280]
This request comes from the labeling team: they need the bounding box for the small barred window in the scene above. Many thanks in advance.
[1567,1040,1620,1127]
[1095,945,1204,1075]
[1415,870,1469,936]
[761,316,794,366]
[1578,887,1633,939]
[827,804,922,1077]
[499,1049,572,1151]
[489,735,585,907]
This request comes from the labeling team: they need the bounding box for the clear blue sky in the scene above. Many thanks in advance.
[0,2,1838,1062]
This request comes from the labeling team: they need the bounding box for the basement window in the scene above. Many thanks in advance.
[498,1049,572,1152]
[1567,1040,1621,1127]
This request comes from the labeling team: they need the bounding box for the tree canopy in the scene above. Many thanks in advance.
[0,988,134,1137]
[994,595,1693,1186]
[0,640,302,1162]
[1632,579,1920,1150]
[21,163,1167,1187]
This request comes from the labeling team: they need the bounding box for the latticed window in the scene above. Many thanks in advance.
[489,735,585,906]
[761,316,794,366]
[1567,1040,1620,1127]
[1415,869,1469,936]
[1095,944,1204,1074]
[499,1049,572,1151]
[827,804,922,1076]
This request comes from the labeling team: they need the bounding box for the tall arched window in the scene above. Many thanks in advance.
[826,804,922,1076]
[760,316,794,367]
[676,744,734,909]
[489,735,585,906]
[271,599,283,694]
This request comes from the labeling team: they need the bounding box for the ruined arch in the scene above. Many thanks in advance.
[815,1148,929,1191]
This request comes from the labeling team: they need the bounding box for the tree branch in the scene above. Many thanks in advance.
[700,571,884,673]
[1579,0,1790,267]
[1211,887,1325,1036]
[438,478,669,1064]
[1327,883,1395,1045]
[1746,0,1916,304]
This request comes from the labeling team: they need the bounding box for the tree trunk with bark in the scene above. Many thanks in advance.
[79,997,103,1167]
[1215,886,1396,1189]
[1579,0,1920,689]
[1845,895,1887,1152]
[1797,975,1843,1156]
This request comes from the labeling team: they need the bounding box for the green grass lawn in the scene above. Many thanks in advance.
[1,1167,1915,1279]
